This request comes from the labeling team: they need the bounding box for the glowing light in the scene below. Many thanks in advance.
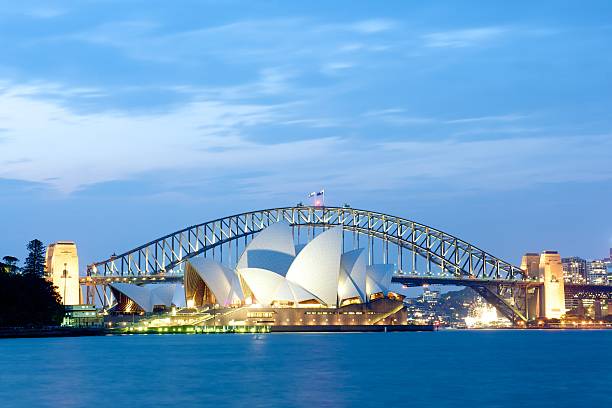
[465,303,503,328]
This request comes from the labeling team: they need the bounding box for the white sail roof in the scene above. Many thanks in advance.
[147,284,176,308]
[110,283,177,313]
[239,267,321,306]
[110,283,152,312]
[236,222,296,276]
[172,284,187,308]
[338,248,367,302]
[286,226,343,306]
[187,257,244,306]
[366,264,395,297]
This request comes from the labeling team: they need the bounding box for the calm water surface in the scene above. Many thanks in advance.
[0,330,610,407]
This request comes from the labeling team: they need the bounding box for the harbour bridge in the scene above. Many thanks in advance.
[83,206,612,324]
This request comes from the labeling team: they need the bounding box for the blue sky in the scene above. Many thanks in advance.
[1,0,611,269]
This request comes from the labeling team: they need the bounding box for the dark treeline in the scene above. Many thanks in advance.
[0,240,64,327]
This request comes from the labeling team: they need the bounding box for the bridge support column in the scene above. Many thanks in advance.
[539,251,566,319]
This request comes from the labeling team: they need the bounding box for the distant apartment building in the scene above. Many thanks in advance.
[587,259,608,285]
[422,288,440,306]
[561,257,587,283]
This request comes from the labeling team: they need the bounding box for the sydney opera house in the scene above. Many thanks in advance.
[109,223,407,330]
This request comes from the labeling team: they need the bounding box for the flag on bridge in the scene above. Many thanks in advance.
[308,190,325,206]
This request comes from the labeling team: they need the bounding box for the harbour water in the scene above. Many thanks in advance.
[0,330,609,407]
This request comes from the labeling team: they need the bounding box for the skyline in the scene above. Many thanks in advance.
[1,1,612,266]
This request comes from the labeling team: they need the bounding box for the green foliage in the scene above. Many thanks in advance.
[23,239,46,277]
[0,273,64,327]
[1,256,19,274]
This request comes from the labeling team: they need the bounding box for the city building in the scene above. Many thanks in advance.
[62,305,104,328]
[561,257,587,283]
[45,242,81,305]
[587,260,608,285]
[108,223,407,328]
[421,287,440,306]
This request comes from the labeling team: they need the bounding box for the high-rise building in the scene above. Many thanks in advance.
[561,257,587,283]
[45,242,81,305]
[539,251,565,319]
[587,260,608,285]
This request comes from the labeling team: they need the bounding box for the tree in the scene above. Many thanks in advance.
[2,256,19,274]
[23,239,46,277]
[0,272,64,327]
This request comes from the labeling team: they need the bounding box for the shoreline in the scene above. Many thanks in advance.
[3,324,611,339]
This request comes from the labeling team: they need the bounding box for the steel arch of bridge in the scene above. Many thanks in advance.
[88,206,525,281]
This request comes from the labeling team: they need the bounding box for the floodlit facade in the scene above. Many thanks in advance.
[185,258,243,307]
[183,224,401,309]
[236,222,296,275]
[520,253,541,280]
[539,251,565,319]
[111,222,406,326]
[45,242,81,305]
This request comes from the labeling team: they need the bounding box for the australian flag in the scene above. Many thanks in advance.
[308,189,325,206]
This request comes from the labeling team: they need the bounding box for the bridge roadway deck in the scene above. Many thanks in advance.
[80,274,537,287]
[80,274,612,294]
[391,275,540,288]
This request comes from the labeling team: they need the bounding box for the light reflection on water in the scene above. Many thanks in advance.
[0,330,610,408]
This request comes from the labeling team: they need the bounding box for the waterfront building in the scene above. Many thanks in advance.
[587,260,608,285]
[539,251,565,319]
[45,242,81,305]
[62,305,103,328]
[561,257,587,284]
[108,223,406,328]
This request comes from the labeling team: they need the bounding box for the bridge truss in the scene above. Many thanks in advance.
[85,206,535,323]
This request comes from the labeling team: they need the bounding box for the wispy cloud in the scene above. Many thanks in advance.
[445,114,527,124]
[1,81,610,198]
[320,61,355,75]
[0,4,68,19]
[422,27,507,48]
[41,17,399,70]
[365,109,527,127]
[25,7,67,19]
[349,19,397,34]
